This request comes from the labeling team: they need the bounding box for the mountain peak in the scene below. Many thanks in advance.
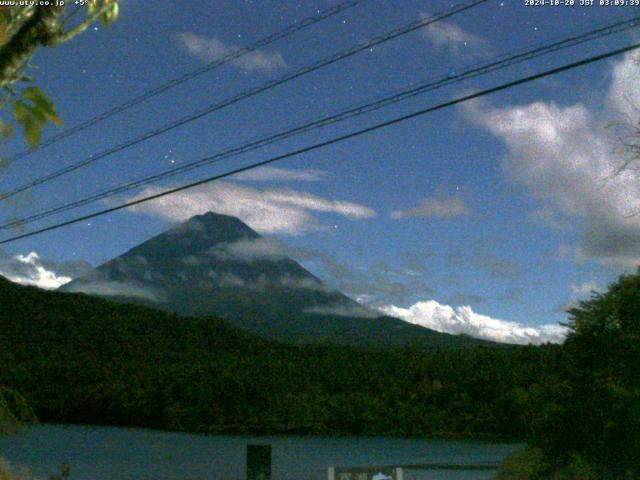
[195,210,247,225]
[62,211,488,349]
[172,211,259,241]
[109,211,260,262]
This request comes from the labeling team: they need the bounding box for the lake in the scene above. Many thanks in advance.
[0,425,521,480]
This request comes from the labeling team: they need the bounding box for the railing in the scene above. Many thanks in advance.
[328,462,501,480]
[244,443,501,480]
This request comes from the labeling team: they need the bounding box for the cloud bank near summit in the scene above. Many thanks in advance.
[126,181,376,235]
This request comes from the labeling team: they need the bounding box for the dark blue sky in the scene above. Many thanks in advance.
[1,0,639,343]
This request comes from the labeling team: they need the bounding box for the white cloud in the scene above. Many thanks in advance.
[420,12,489,57]
[234,167,327,182]
[529,206,572,231]
[391,193,469,219]
[176,32,286,73]
[209,238,288,262]
[464,52,640,269]
[304,303,380,319]
[0,251,74,289]
[262,189,375,218]
[63,280,162,302]
[380,300,566,345]
[206,270,328,292]
[125,181,376,235]
[607,52,640,120]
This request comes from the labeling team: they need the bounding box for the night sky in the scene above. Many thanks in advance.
[1,0,639,344]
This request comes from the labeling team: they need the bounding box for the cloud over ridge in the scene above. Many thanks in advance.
[126,181,376,235]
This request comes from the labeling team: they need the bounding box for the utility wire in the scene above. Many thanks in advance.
[0,0,489,202]
[4,0,365,165]
[2,14,638,231]
[1,41,638,245]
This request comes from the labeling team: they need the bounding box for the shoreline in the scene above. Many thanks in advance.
[22,421,524,445]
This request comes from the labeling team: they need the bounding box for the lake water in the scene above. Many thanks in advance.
[0,425,521,480]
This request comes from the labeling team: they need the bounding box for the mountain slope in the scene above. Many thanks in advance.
[62,212,489,349]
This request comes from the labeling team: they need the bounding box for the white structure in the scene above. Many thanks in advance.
[327,467,403,480]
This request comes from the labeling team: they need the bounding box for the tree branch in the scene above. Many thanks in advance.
[0,6,64,89]
[49,2,114,46]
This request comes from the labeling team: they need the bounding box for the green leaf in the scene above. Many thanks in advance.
[22,86,62,126]
[100,2,119,27]
[10,87,63,147]
[22,86,54,113]
[12,99,44,147]
[11,99,29,124]
[23,115,41,147]
[0,9,10,46]
[87,0,99,17]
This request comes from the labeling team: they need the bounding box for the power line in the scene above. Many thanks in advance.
[4,0,365,165]
[2,14,638,231]
[1,41,638,246]
[0,0,489,202]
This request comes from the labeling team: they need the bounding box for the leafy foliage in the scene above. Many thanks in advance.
[0,387,35,436]
[0,457,40,480]
[89,0,119,27]
[496,447,598,480]
[11,87,61,147]
[0,2,119,150]
[496,448,546,480]
[520,269,640,479]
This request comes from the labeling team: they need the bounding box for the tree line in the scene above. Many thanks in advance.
[1,269,639,478]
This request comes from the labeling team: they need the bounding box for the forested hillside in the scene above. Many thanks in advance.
[498,270,640,479]
[0,275,559,438]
